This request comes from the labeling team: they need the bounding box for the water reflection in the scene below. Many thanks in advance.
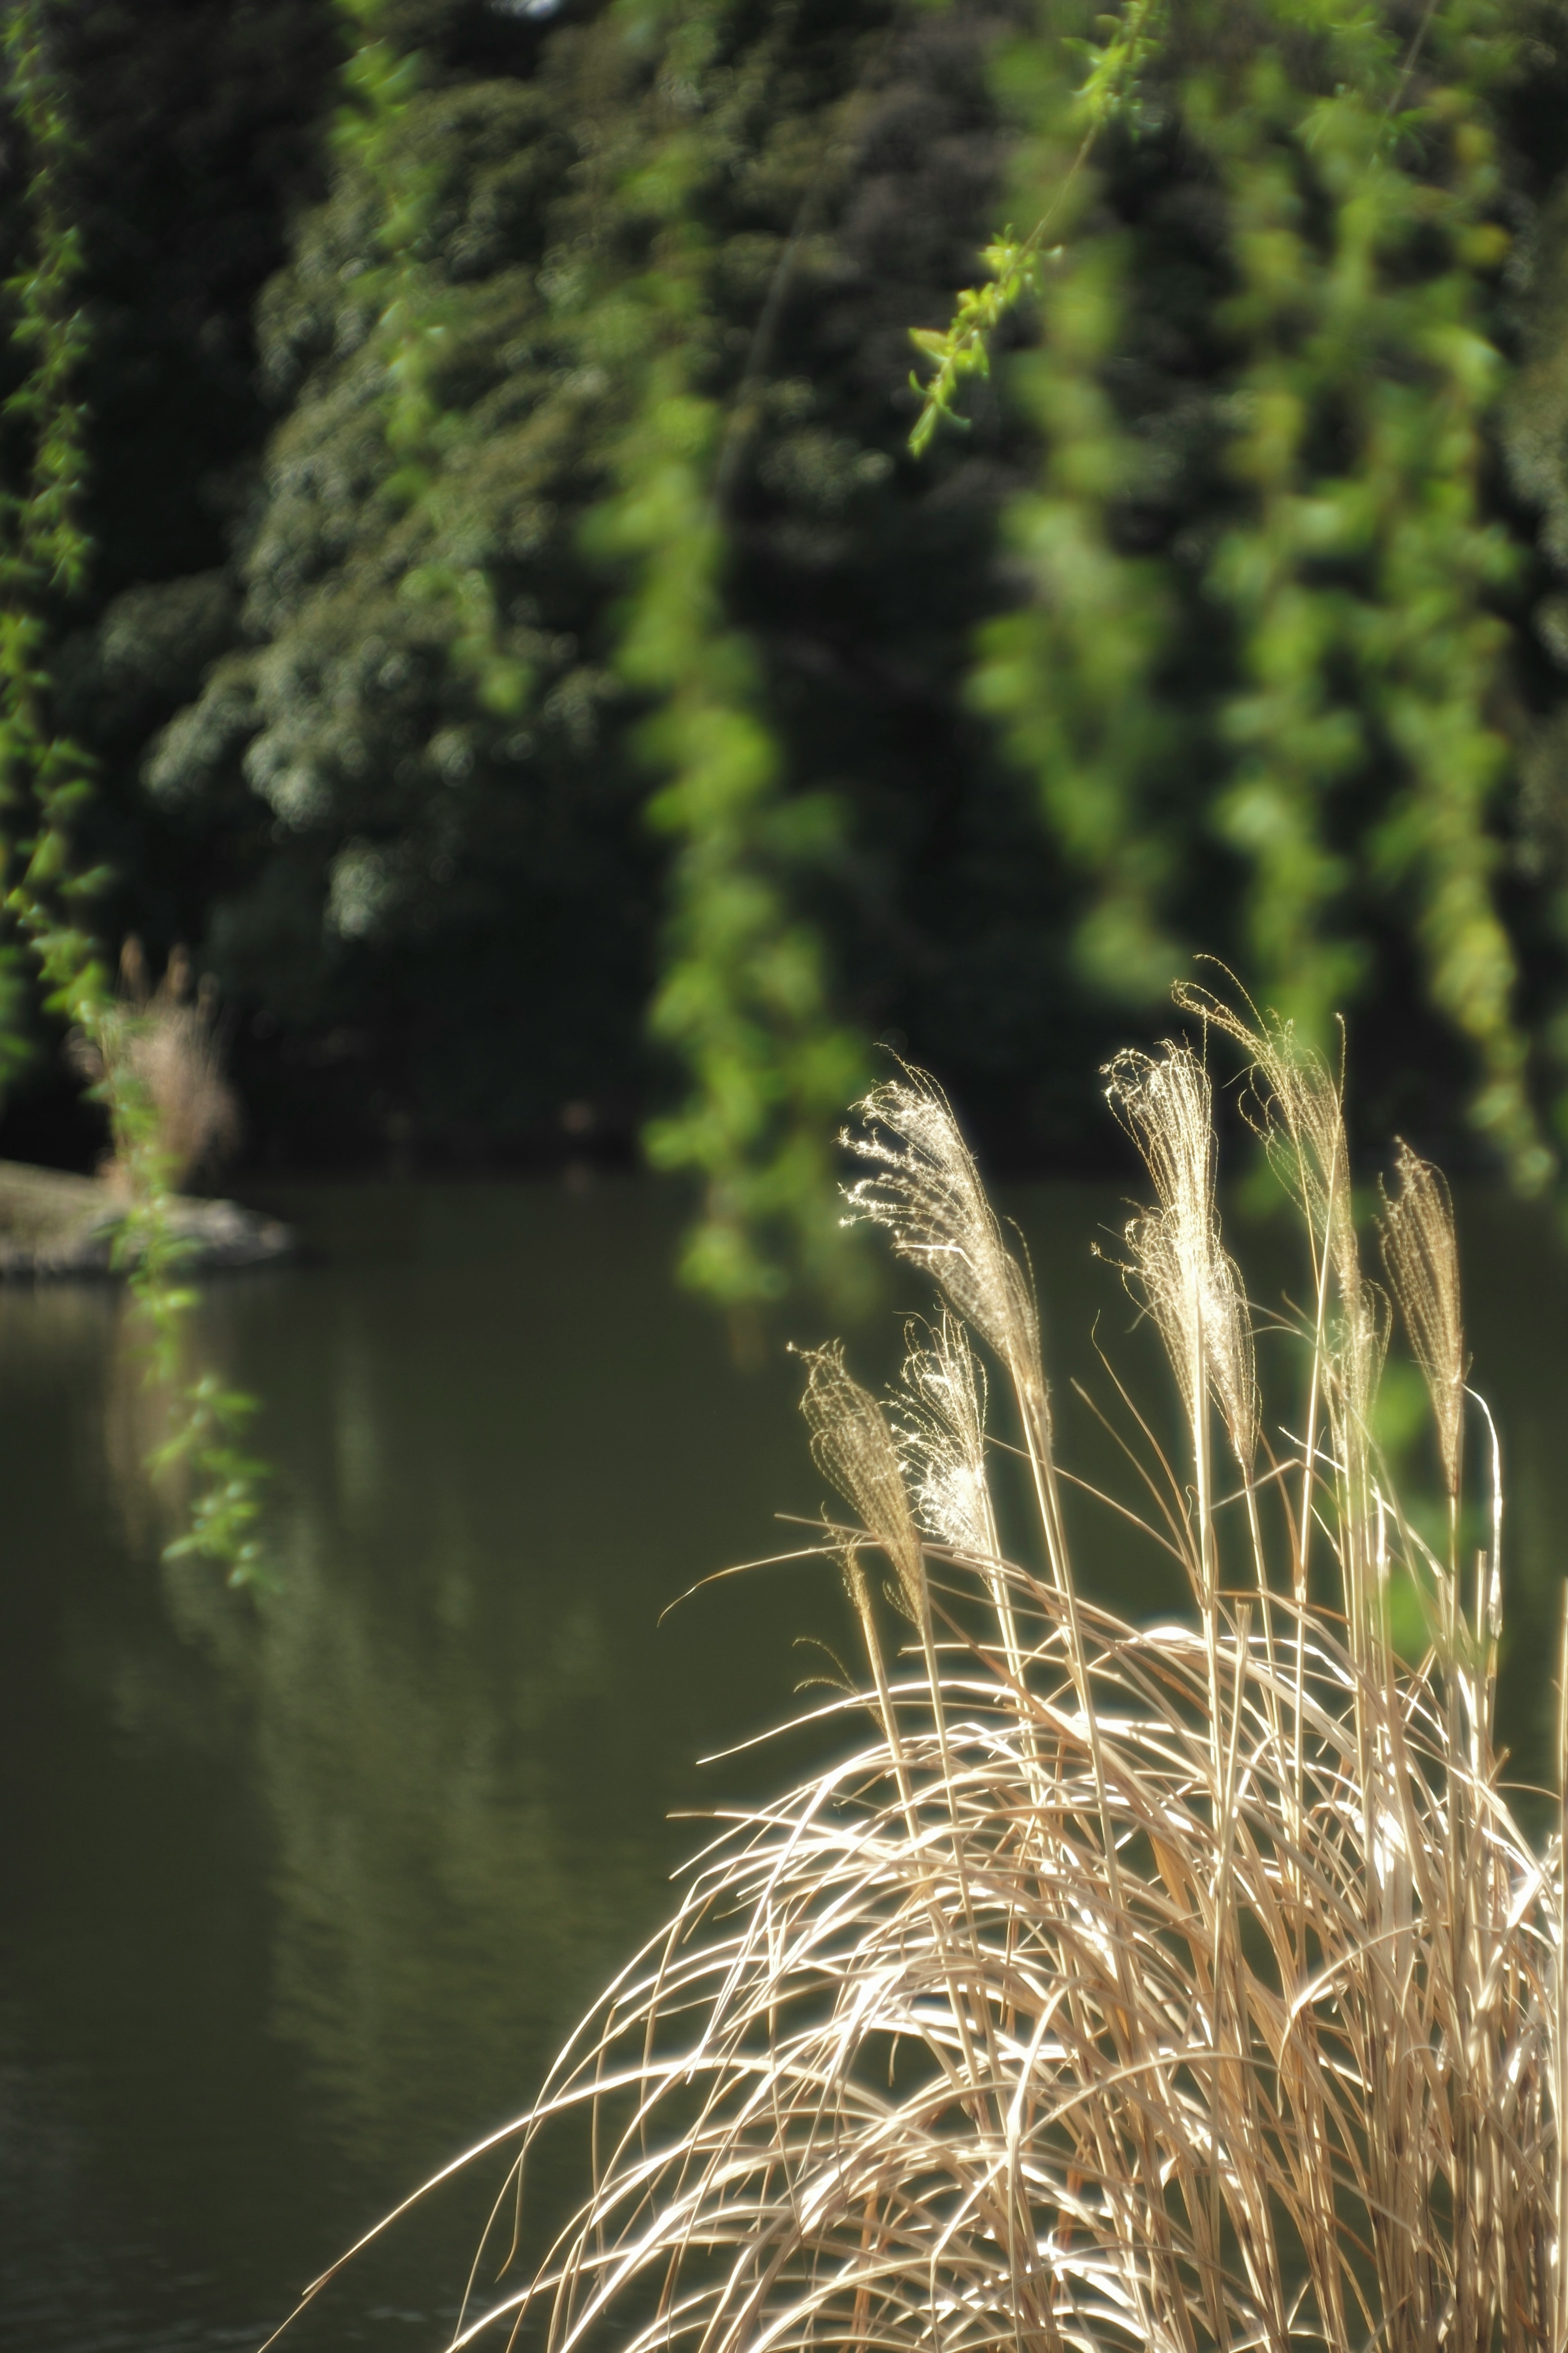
[0,1177,1564,2348]
[0,1184,847,2346]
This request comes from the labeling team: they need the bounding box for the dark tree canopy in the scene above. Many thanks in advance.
[8,0,1568,1300]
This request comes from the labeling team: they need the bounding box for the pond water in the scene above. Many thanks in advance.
[1,1175,1566,2350]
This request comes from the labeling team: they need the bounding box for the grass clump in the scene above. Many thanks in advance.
[70,939,241,1195]
[294,995,1568,2352]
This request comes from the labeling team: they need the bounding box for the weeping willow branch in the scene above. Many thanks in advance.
[0,0,270,1587]
[962,0,1553,1190]
[907,0,1165,455]
[331,0,532,722]
[334,0,870,1311]
[586,1,868,1311]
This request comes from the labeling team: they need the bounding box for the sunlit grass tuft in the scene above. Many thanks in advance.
[283,996,1568,2353]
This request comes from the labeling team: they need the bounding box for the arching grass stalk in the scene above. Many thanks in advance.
[279,992,1567,2351]
[0,0,269,1588]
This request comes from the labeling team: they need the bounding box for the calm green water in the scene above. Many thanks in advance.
[1,1177,1565,2349]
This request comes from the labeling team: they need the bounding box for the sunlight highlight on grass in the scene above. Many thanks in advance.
[281,990,1568,2353]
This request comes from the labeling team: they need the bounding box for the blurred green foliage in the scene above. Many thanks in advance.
[964,0,1562,1195]
[0,0,269,1582]
[9,0,1568,1305]
[118,0,1041,1301]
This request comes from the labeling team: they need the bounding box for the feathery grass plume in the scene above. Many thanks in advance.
[843,1069,1041,1402]
[1172,979,1387,1624]
[798,1338,926,1629]
[1103,1043,1258,1479]
[894,1314,995,1565]
[275,1035,1568,2353]
[1379,1140,1466,1513]
[893,1314,1029,1692]
[840,1064,1117,1868]
[1102,1037,1262,1799]
[1172,981,1351,1280]
[841,1068,1072,1588]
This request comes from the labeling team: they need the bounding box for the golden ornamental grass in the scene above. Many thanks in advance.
[285,997,1568,2353]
